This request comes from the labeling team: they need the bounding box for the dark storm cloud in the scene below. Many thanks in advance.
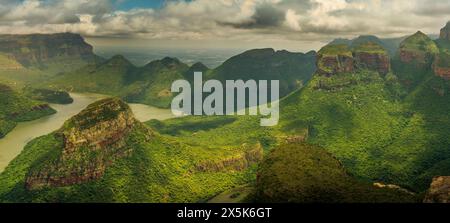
[218,4,285,29]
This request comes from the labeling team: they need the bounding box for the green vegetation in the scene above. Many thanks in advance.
[0,33,101,87]
[0,84,56,138]
[393,32,440,90]
[1,29,450,203]
[278,67,450,192]
[45,56,187,108]
[0,98,265,202]
[0,124,260,203]
[253,143,417,203]
[399,31,439,54]
[23,87,73,104]
[46,48,316,108]
[206,48,316,97]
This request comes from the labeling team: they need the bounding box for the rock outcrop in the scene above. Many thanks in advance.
[317,42,390,76]
[433,56,450,80]
[440,22,450,41]
[317,44,354,76]
[354,42,390,75]
[423,176,450,203]
[433,23,450,80]
[0,33,96,67]
[25,98,150,190]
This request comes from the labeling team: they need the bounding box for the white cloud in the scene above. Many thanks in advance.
[0,0,449,50]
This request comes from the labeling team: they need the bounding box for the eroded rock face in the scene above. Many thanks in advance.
[317,43,391,76]
[354,52,390,75]
[0,33,96,66]
[440,22,450,41]
[399,49,433,66]
[433,58,450,80]
[317,54,354,76]
[424,176,450,203]
[25,98,148,190]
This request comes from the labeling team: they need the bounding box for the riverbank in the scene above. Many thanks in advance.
[0,93,174,172]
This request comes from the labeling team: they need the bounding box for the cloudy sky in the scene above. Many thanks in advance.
[0,0,449,51]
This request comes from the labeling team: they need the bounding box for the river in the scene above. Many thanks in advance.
[0,93,174,172]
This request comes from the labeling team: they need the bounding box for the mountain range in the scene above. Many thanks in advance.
[0,22,450,203]
[42,48,316,108]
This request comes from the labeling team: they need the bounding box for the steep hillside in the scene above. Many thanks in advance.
[0,98,262,202]
[207,48,316,97]
[46,56,188,108]
[434,22,450,80]
[0,33,98,69]
[0,84,56,138]
[279,37,450,192]
[47,48,316,108]
[392,31,439,89]
[0,33,102,85]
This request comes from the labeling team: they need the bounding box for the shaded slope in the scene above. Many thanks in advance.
[207,48,316,97]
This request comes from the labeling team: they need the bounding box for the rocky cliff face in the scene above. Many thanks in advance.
[440,22,450,41]
[355,52,390,75]
[433,23,450,80]
[433,57,450,80]
[423,176,450,203]
[317,43,390,76]
[354,42,390,75]
[317,54,354,76]
[25,98,150,190]
[0,33,96,67]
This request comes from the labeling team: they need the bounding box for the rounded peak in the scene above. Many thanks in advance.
[190,62,209,71]
[401,31,438,53]
[161,57,181,66]
[414,30,427,36]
